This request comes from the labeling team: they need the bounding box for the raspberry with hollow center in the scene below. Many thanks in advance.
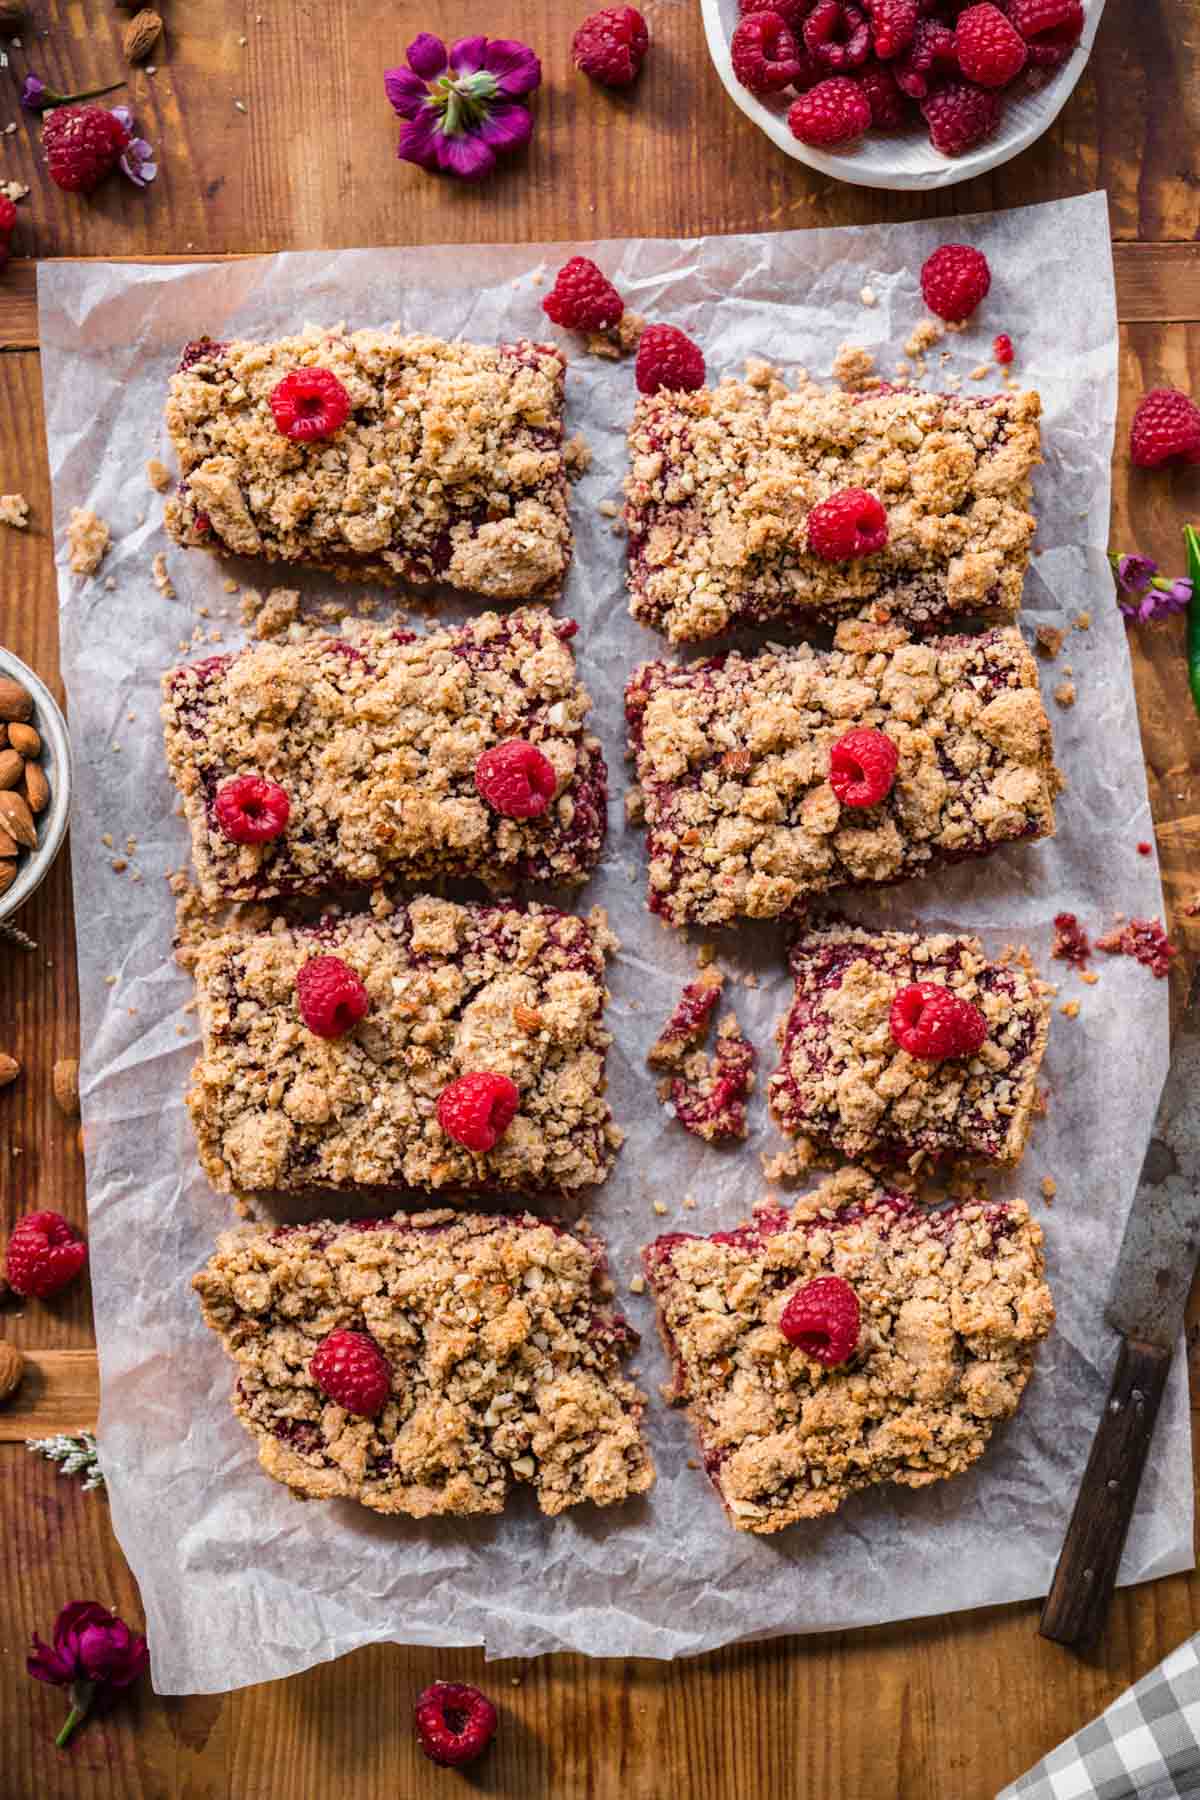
[955,3,1028,84]
[807,487,889,559]
[1008,0,1083,67]
[5,1211,88,1299]
[829,727,899,808]
[1129,388,1200,469]
[269,367,351,441]
[867,0,918,59]
[993,332,1015,364]
[309,1328,391,1417]
[780,1276,861,1365]
[542,256,624,332]
[572,7,650,86]
[731,11,807,96]
[789,75,873,144]
[414,1682,499,1768]
[213,775,291,844]
[437,1072,521,1153]
[920,242,991,322]
[635,323,706,396]
[922,79,1003,154]
[474,739,557,819]
[893,17,958,97]
[857,61,911,126]
[296,956,371,1039]
[890,982,988,1059]
[803,0,872,70]
[43,104,131,194]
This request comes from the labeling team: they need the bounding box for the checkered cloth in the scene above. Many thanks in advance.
[1000,1637,1200,1799]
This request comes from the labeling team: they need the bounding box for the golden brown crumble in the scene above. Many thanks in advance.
[146,457,172,493]
[643,1166,1054,1532]
[0,493,28,529]
[1053,680,1076,709]
[195,1209,654,1518]
[67,506,111,576]
[1035,623,1064,659]
[831,343,878,392]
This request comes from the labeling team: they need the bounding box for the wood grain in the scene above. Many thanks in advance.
[3,1,1200,1796]
[0,1348,99,1440]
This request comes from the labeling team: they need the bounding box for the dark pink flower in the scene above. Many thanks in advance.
[384,33,540,180]
[28,1601,149,1748]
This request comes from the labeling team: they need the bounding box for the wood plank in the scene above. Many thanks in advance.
[0,1347,100,1439]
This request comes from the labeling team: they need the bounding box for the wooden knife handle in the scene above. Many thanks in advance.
[1039,1337,1173,1649]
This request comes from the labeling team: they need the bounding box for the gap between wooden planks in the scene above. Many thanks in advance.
[0,241,1196,349]
[0,1348,98,1438]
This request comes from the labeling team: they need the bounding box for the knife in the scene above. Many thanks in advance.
[1040,967,1200,1649]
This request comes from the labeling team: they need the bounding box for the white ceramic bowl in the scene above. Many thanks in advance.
[0,647,72,923]
[700,0,1107,191]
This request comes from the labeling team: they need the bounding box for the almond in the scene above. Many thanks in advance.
[0,826,17,855]
[0,676,32,723]
[52,1056,80,1117]
[23,762,48,814]
[0,1053,19,1088]
[0,748,21,789]
[122,7,162,60]
[0,790,35,849]
[0,861,14,896]
[7,723,40,757]
[0,1341,24,1403]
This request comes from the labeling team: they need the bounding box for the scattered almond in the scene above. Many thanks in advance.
[0,789,36,849]
[0,675,32,723]
[122,7,162,61]
[23,762,48,814]
[7,723,39,757]
[0,1341,24,1403]
[0,748,22,789]
[52,1056,80,1117]
[0,1053,19,1087]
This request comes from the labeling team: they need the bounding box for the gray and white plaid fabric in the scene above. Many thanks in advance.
[999,1636,1200,1800]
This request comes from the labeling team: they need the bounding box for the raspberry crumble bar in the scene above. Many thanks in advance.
[194,1209,655,1517]
[643,1167,1054,1532]
[625,621,1059,930]
[164,328,573,599]
[625,369,1041,642]
[162,609,606,903]
[186,896,622,1196]
[768,920,1051,1173]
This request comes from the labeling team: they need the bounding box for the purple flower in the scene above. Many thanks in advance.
[21,72,126,112]
[1115,552,1158,596]
[28,1601,149,1748]
[384,33,541,181]
[110,109,157,186]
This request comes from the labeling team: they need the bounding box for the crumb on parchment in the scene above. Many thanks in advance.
[904,318,945,359]
[152,552,175,599]
[67,507,110,576]
[1053,681,1076,709]
[1035,624,1065,659]
[832,343,878,392]
[146,458,172,493]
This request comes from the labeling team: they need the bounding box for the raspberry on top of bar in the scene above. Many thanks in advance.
[625,620,1059,930]
[165,327,572,599]
[642,1167,1054,1533]
[185,897,622,1197]
[194,1209,654,1518]
[161,609,606,903]
[768,920,1051,1173]
[624,366,1041,643]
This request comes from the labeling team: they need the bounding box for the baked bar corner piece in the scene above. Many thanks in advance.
[768,920,1051,1173]
[186,896,622,1198]
[164,326,572,600]
[624,372,1041,643]
[194,1210,655,1519]
[642,1167,1054,1533]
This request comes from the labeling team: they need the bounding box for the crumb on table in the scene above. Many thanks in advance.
[0,493,28,529]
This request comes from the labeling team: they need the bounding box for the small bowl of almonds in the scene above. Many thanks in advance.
[0,647,71,922]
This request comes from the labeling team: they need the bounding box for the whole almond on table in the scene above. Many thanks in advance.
[0,747,21,790]
[0,789,35,848]
[0,1341,24,1403]
[0,676,32,723]
[0,1053,19,1087]
[52,1057,80,1117]
[23,761,48,815]
[7,723,40,757]
[122,8,162,60]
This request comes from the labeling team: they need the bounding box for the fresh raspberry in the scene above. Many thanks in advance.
[1129,388,1200,470]
[542,256,624,332]
[474,739,557,818]
[803,0,871,70]
[309,1329,391,1417]
[866,0,918,59]
[829,726,899,807]
[731,11,807,96]
[436,1072,521,1153]
[296,956,371,1039]
[5,1211,87,1299]
[993,332,1015,363]
[0,193,17,271]
[954,3,1027,84]
[414,1682,499,1769]
[634,323,706,396]
[572,7,650,87]
[780,1276,861,1365]
[739,0,811,22]
[889,982,988,1059]
[212,775,291,844]
[1007,0,1083,67]
[919,242,991,321]
[857,61,912,126]
[788,76,872,145]
[922,77,1003,151]
[893,18,958,96]
[807,487,889,559]
[269,368,351,442]
[42,104,130,194]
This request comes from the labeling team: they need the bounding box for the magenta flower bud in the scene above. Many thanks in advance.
[27,1601,148,1748]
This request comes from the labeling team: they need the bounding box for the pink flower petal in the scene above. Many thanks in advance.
[384,66,427,118]
[478,99,534,154]
[449,35,489,77]
[405,32,446,79]
[397,112,441,171]
[482,39,542,96]
[435,128,496,179]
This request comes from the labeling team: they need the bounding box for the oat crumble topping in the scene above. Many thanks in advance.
[67,507,111,576]
[0,492,28,529]
[194,1208,654,1517]
[643,1166,1053,1531]
[146,457,172,493]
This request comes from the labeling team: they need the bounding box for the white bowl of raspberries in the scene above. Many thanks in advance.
[701,0,1104,188]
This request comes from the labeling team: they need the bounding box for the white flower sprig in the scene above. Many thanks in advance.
[26,1430,105,1491]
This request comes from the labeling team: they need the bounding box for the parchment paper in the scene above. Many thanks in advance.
[37,191,1192,1695]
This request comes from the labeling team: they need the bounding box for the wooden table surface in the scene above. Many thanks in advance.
[2,3,1199,1795]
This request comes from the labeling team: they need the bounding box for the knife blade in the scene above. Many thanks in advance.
[1040,968,1200,1648]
